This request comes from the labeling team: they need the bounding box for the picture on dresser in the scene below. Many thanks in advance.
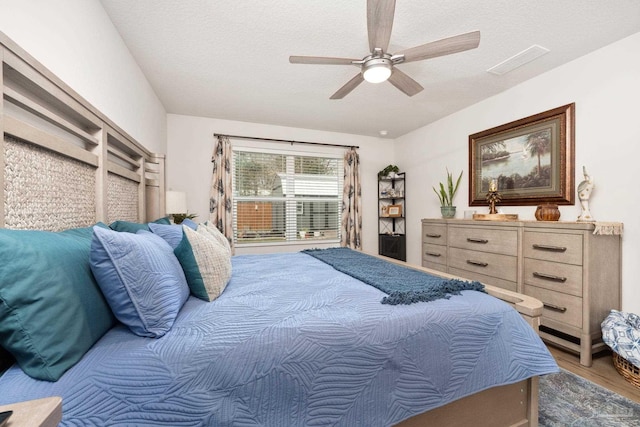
[469,103,575,206]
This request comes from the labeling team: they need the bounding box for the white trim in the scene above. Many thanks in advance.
[231,139,344,158]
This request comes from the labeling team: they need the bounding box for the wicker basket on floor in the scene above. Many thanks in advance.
[613,352,640,388]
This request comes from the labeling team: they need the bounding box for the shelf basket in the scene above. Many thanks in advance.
[613,352,640,389]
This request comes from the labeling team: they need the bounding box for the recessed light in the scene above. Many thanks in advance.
[379,130,388,136]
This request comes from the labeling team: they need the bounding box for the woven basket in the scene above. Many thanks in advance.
[613,352,640,388]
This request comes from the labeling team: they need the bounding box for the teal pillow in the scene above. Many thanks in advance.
[0,225,116,381]
[109,217,171,233]
[90,227,190,337]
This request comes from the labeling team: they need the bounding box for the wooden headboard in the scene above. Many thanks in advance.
[0,32,165,231]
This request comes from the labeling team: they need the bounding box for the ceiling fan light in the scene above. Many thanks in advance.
[363,65,391,83]
[362,59,392,83]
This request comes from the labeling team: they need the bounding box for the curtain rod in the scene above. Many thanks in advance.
[214,133,359,149]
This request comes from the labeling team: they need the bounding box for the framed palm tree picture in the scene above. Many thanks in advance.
[469,103,575,206]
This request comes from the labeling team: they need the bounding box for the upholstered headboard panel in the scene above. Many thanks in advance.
[107,173,139,223]
[0,33,165,231]
[4,135,96,230]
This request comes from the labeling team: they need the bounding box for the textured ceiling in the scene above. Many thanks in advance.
[100,0,640,139]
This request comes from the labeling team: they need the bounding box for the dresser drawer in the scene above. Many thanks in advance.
[422,260,448,274]
[448,226,517,255]
[448,247,517,282]
[524,259,582,297]
[524,285,582,329]
[423,224,447,245]
[449,267,517,292]
[524,231,583,265]
[423,243,447,265]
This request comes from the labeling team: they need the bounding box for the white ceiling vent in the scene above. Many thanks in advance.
[487,45,550,75]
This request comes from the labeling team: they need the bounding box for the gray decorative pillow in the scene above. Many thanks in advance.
[200,222,232,255]
[174,225,232,302]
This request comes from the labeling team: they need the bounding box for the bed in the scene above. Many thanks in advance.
[0,31,558,426]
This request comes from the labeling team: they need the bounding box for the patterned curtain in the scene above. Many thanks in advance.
[341,147,362,249]
[209,135,234,251]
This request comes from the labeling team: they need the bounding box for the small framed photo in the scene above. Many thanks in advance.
[387,205,402,217]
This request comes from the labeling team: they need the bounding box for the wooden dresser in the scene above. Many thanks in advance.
[422,218,622,366]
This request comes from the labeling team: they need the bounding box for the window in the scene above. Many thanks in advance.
[232,148,343,245]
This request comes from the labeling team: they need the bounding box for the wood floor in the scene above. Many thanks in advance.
[548,344,640,404]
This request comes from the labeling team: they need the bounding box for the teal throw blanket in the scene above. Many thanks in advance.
[303,247,485,305]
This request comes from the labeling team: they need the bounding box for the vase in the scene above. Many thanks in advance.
[535,203,560,221]
[441,206,456,218]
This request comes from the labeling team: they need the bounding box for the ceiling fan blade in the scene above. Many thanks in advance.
[330,74,365,99]
[289,56,359,65]
[367,0,396,52]
[388,68,424,97]
[397,30,481,63]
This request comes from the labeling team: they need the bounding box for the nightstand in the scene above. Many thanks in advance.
[0,397,62,427]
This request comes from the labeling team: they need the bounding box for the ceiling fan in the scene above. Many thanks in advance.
[289,0,480,99]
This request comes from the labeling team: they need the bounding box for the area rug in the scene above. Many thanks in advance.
[540,369,640,426]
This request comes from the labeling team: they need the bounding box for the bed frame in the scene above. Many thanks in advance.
[381,255,542,427]
[0,32,165,230]
[0,32,543,427]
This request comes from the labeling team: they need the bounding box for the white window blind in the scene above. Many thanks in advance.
[232,148,343,245]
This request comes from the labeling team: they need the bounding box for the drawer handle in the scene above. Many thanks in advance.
[426,233,442,238]
[425,252,442,257]
[467,238,488,244]
[532,272,567,283]
[543,302,567,313]
[532,244,567,252]
[466,260,488,267]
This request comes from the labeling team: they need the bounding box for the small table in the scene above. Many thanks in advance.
[0,397,62,427]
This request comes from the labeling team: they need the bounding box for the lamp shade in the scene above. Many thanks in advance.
[165,191,187,214]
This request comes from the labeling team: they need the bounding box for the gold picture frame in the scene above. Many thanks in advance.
[469,103,575,206]
[387,204,402,217]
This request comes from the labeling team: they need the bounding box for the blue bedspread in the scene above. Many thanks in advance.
[0,252,558,426]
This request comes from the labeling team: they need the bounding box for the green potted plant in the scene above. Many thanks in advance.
[433,169,463,218]
[378,164,400,180]
[172,212,198,224]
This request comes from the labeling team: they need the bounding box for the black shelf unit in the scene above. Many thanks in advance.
[378,172,406,261]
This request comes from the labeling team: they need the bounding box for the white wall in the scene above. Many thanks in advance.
[395,32,640,314]
[167,114,394,255]
[8,0,635,310]
[0,0,166,153]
